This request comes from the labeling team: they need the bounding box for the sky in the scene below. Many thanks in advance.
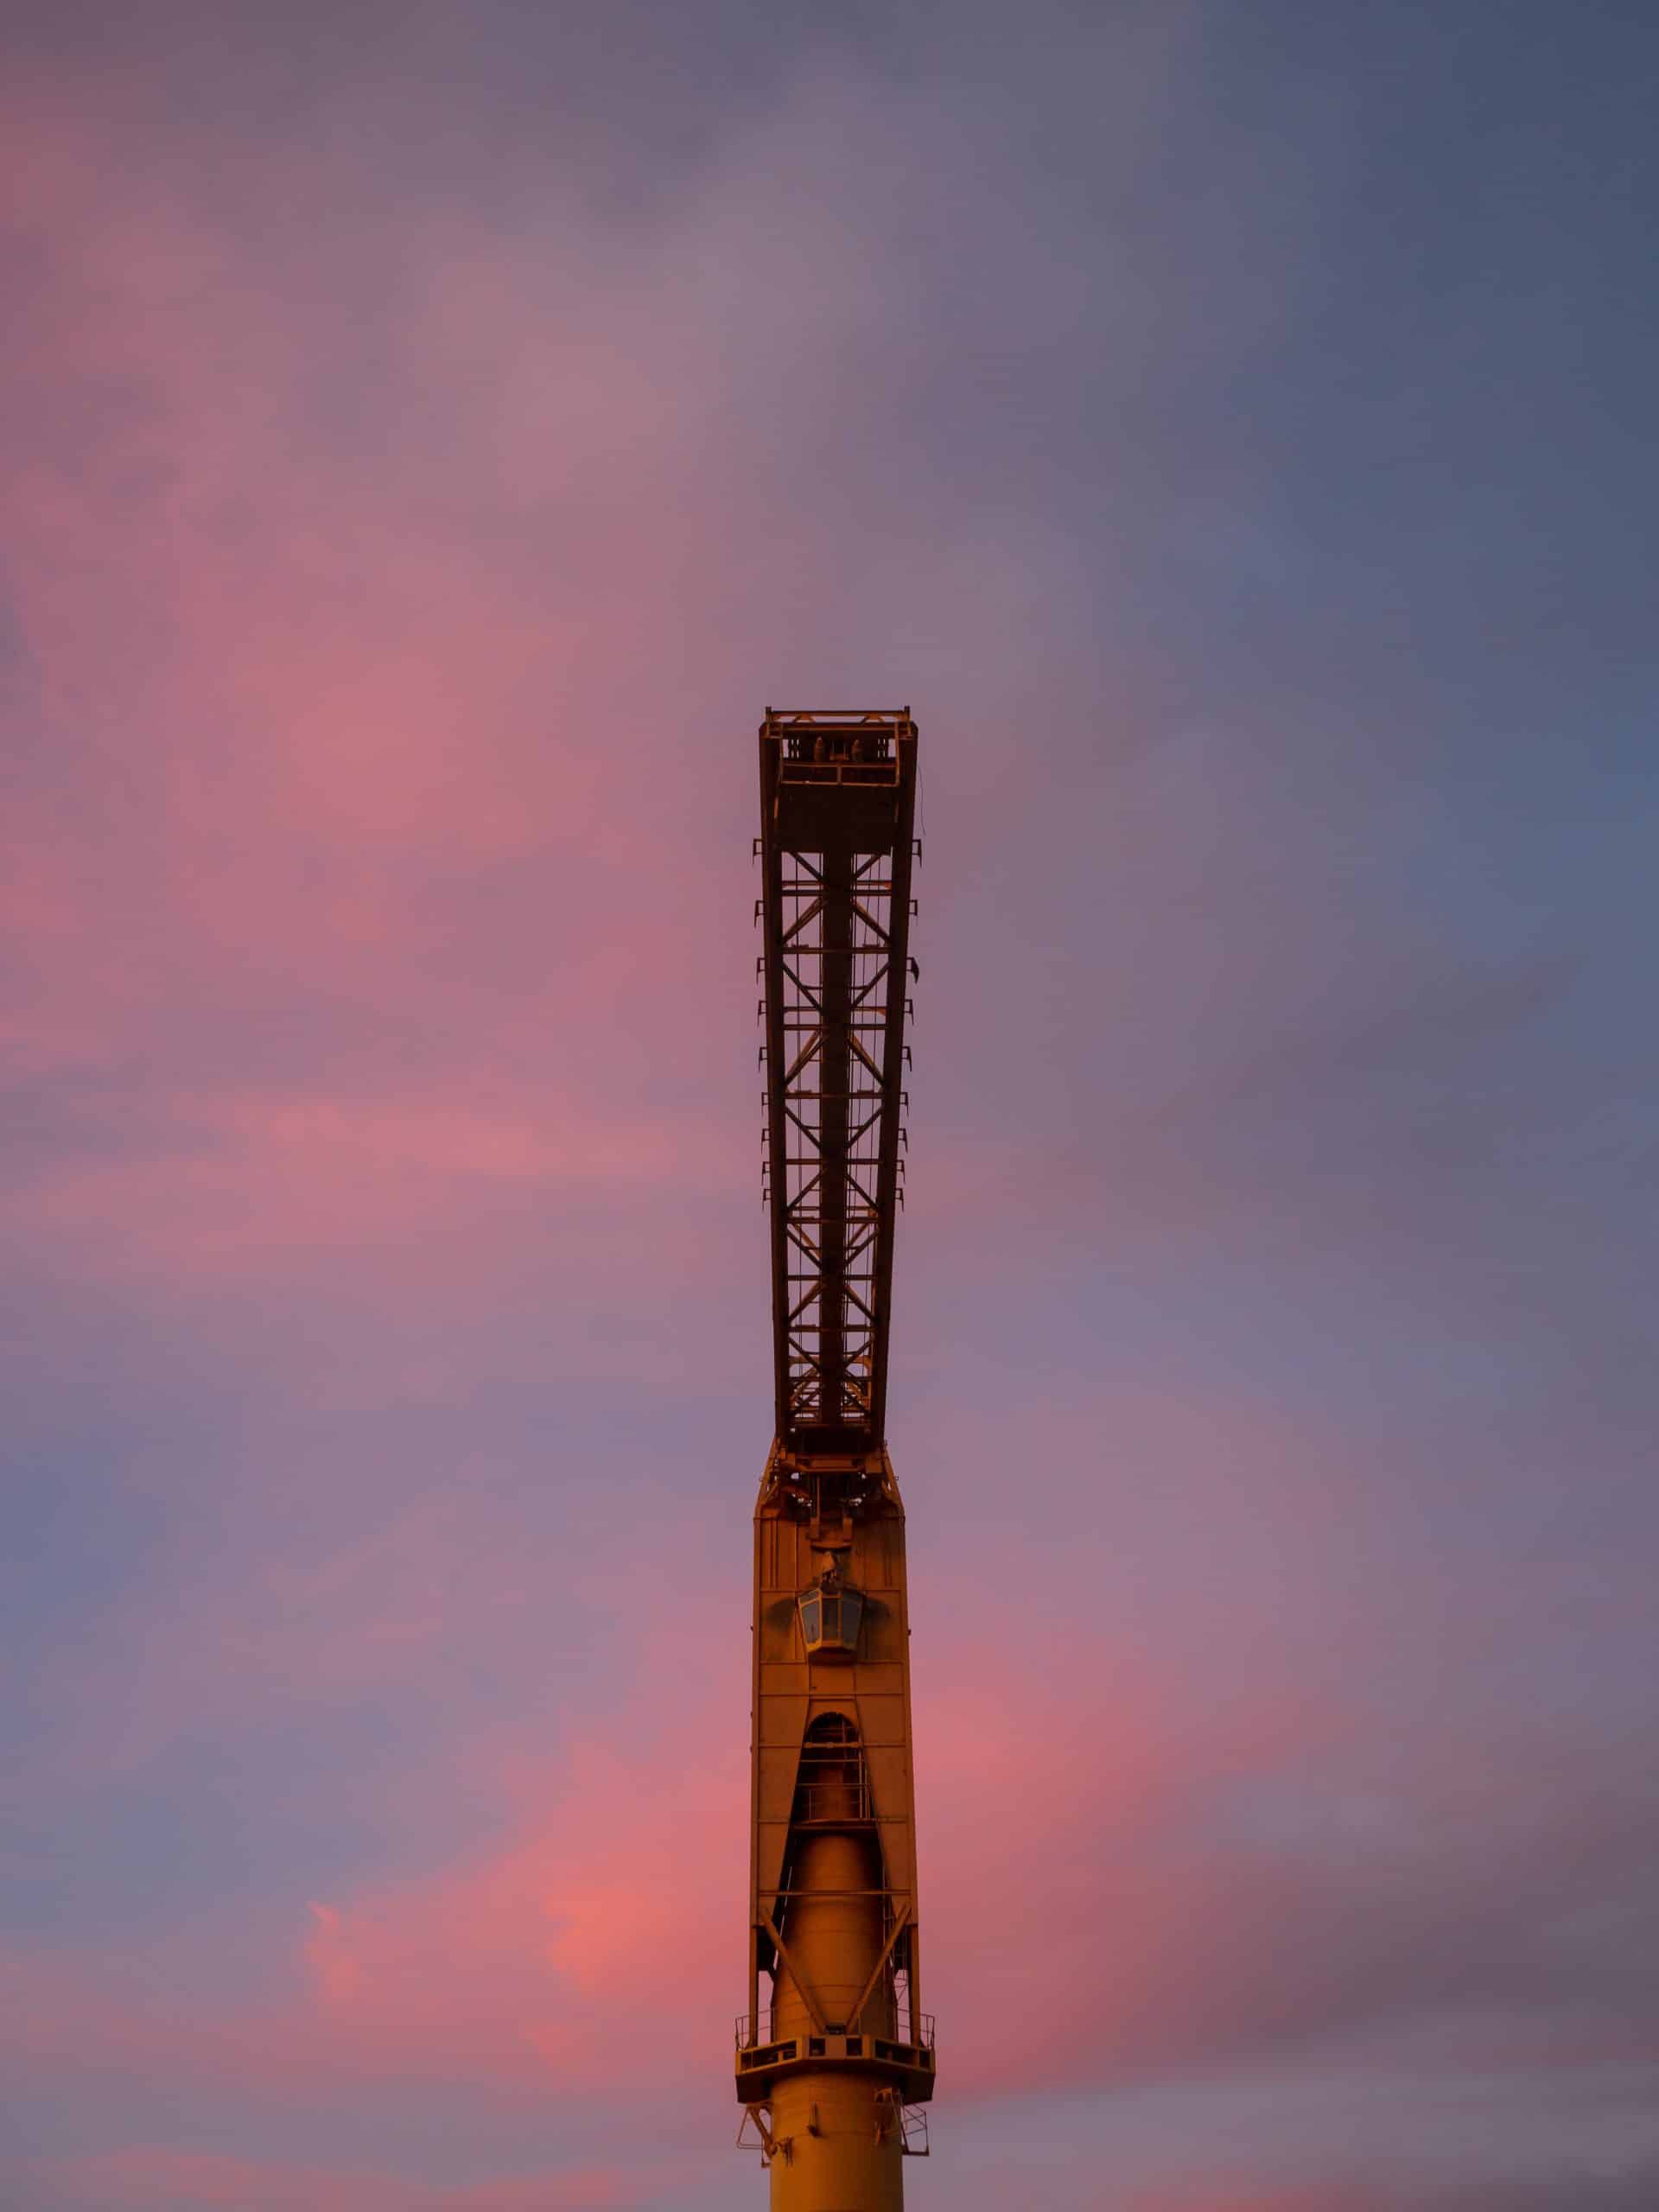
[2,2,1656,2206]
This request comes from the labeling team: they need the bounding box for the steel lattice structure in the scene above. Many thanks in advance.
[758,710,918,1460]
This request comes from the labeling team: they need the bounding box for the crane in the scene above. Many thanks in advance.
[735,709,934,2209]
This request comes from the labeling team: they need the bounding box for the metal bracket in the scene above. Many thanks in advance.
[846,1901,911,2032]
[762,1911,828,2035]
[736,2107,789,2166]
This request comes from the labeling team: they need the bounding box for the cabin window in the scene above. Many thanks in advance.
[799,1580,863,1657]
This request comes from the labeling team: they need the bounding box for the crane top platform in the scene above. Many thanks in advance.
[760,709,917,856]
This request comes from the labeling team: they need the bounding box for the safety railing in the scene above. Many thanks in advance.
[734,2009,935,2053]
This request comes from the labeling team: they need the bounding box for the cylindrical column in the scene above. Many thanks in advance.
[772,1832,891,2041]
[769,1775,901,2208]
[769,2067,902,2212]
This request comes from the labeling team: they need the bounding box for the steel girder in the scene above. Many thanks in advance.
[757,710,918,1465]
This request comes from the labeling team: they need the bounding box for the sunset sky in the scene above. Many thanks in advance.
[3,3,1657,2208]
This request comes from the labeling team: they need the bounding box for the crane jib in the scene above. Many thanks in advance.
[757,709,918,1463]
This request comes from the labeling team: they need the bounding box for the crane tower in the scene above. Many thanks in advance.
[735,709,934,2209]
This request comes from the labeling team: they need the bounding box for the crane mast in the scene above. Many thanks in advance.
[736,710,934,2208]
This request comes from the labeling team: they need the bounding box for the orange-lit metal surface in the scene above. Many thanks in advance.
[737,711,932,2208]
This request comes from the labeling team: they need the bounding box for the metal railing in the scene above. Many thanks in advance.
[734,2009,935,2053]
[777,758,897,785]
[791,1772,873,1823]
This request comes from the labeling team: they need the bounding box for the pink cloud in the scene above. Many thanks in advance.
[3,71,746,1141]
[25,2144,643,2212]
[3,1078,716,1299]
[296,1678,745,2092]
[0,77,748,1308]
[1,1769,737,2130]
[3,1605,744,2094]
